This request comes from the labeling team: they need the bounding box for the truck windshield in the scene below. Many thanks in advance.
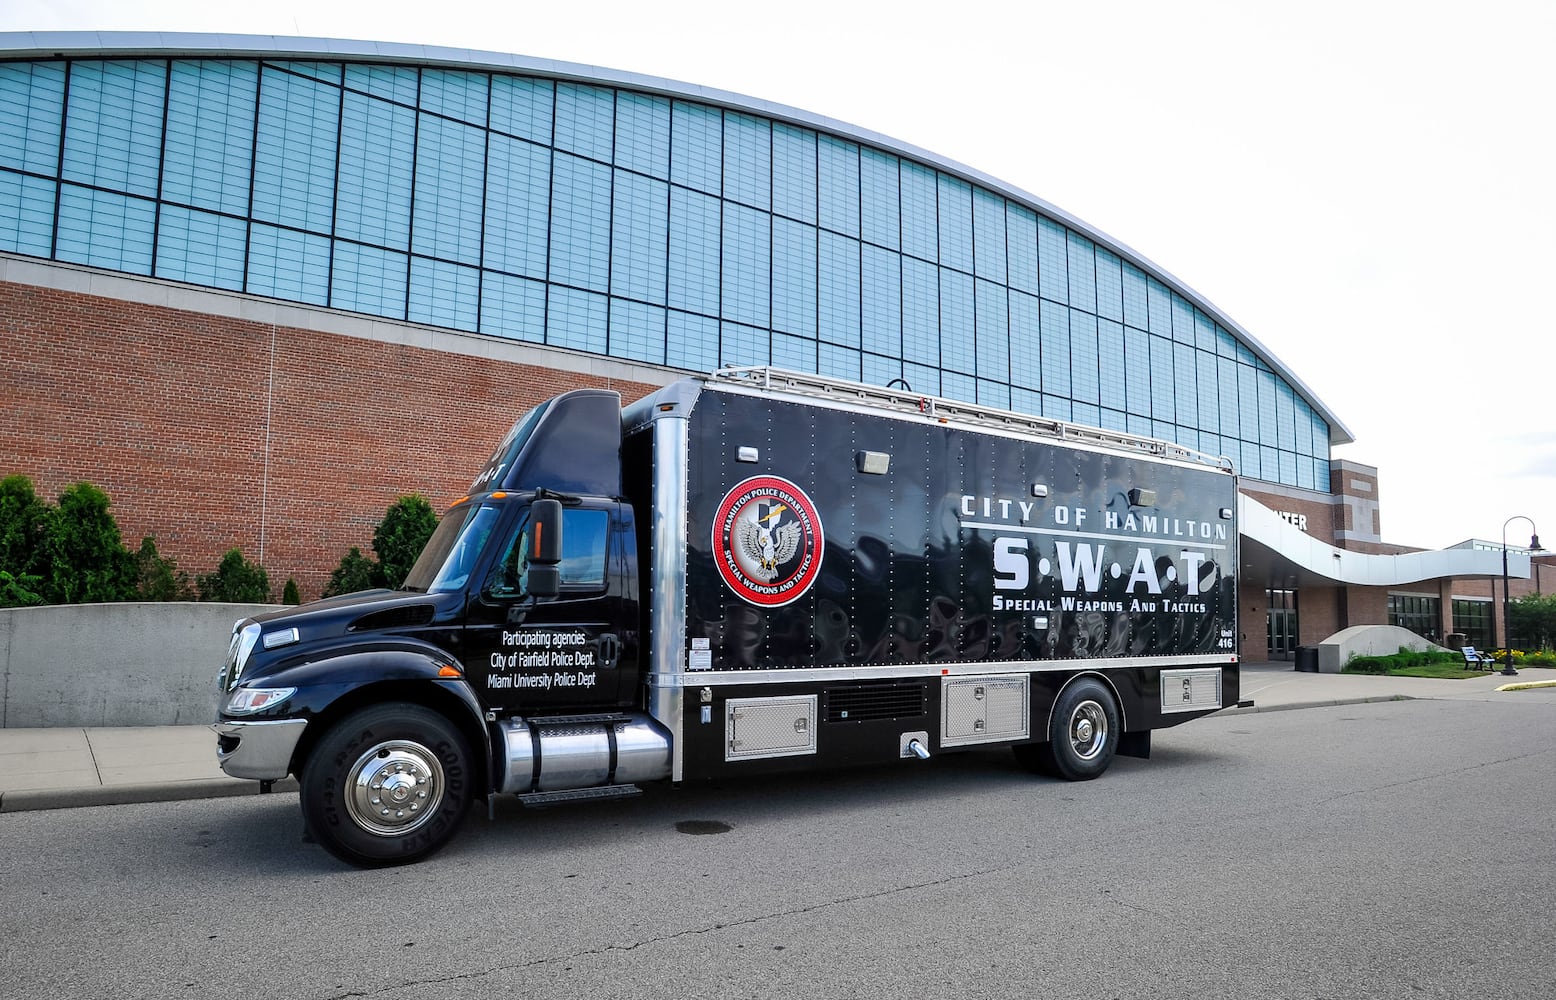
[400,502,502,594]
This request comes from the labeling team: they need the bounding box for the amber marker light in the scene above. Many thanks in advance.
[438,665,462,678]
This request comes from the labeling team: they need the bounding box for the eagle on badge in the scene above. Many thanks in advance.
[738,502,802,580]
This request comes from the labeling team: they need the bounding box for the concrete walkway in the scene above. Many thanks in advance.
[1,662,1552,813]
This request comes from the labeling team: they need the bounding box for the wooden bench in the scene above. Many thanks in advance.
[1461,646,1497,671]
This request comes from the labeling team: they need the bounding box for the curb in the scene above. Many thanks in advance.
[0,776,298,814]
[1220,695,1414,716]
[1496,679,1556,692]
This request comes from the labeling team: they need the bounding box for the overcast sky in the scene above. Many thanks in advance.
[3,0,1552,553]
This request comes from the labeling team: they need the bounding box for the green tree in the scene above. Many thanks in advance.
[373,494,439,589]
[198,548,271,603]
[134,536,195,601]
[1508,593,1556,651]
[41,481,135,604]
[282,578,301,605]
[322,546,380,598]
[0,474,50,603]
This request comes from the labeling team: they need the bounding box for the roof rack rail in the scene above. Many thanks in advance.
[706,366,1234,472]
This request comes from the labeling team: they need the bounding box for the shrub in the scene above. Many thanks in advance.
[0,474,49,595]
[40,482,136,604]
[323,546,380,598]
[373,494,438,589]
[198,548,270,603]
[282,578,301,605]
[134,536,195,601]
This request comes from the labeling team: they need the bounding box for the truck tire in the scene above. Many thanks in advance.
[301,703,473,867]
[1014,678,1120,781]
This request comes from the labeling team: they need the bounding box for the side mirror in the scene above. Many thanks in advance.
[527,498,563,598]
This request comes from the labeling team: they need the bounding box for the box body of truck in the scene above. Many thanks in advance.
[213,368,1238,865]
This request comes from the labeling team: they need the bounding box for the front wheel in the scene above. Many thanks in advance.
[301,703,473,867]
[1013,678,1120,781]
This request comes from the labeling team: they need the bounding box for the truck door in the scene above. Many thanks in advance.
[463,501,634,712]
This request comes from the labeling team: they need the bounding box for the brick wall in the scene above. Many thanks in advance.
[0,281,660,600]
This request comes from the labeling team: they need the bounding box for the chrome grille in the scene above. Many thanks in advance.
[824,682,928,723]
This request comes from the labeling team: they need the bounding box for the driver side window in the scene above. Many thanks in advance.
[483,508,610,600]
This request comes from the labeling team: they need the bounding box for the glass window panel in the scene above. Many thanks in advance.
[1312,411,1330,461]
[899,160,937,261]
[1009,290,1040,390]
[1216,324,1238,359]
[978,378,1011,410]
[1295,396,1315,456]
[484,133,550,280]
[420,69,488,126]
[336,90,415,251]
[1146,277,1172,337]
[62,60,166,199]
[721,201,770,327]
[408,256,479,331]
[413,112,486,265]
[252,66,339,233]
[548,152,612,292]
[331,241,408,318]
[614,91,670,179]
[609,297,667,364]
[269,61,341,84]
[1066,231,1096,313]
[1237,364,1259,444]
[490,75,553,143]
[161,60,257,216]
[1122,263,1150,331]
[720,320,769,367]
[937,173,973,273]
[1236,338,1257,365]
[0,61,66,176]
[819,231,861,347]
[1276,378,1296,450]
[1124,326,1151,416]
[479,270,546,342]
[1043,394,1072,421]
[1173,342,1197,433]
[1218,355,1240,437]
[1149,335,1175,421]
[1279,450,1298,486]
[1094,246,1123,322]
[1072,401,1100,427]
[667,310,719,370]
[772,123,817,224]
[939,268,974,374]
[1037,216,1068,303]
[670,101,721,195]
[1039,299,1069,398]
[975,278,1009,381]
[772,217,817,337]
[610,168,669,305]
[942,371,976,405]
[344,63,418,105]
[1069,309,1099,405]
[722,111,770,210]
[819,343,861,381]
[1257,369,1279,446]
[55,184,154,273]
[1098,318,1126,411]
[859,147,899,250]
[0,171,56,257]
[902,257,939,366]
[904,361,941,397]
[1196,350,1219,432]
[773,330,816,372]
[817,135,859,237]
[972,188,1006,283]
[1315,458,1331,490]
[1170,292,1194,345]
[861,244,901,357]
[862,353,903,388]
[1099,409,1127,432]
[247,222,329,305]
[1261,446,1280,482]
[1127,413,1151,437]
[546,285,608,353]
[1012,386,1041,417]
[667,187,720,316]
[155,205,245,290]
[1194,308,1216,351]
[555,83,614,162]
[1007,203,1038,295]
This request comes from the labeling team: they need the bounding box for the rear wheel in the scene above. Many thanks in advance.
[1013,678,1120,781]
[301,703,473,867]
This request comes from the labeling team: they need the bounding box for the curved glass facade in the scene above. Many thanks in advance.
[0,52,1332,489]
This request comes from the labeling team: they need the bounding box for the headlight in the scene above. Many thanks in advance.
[225,686,297,715]
[221,622,262,691]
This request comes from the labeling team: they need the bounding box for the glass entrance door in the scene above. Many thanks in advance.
[1266,588,1298,660]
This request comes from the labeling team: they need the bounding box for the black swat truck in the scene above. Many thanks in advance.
[214,367,1240,866]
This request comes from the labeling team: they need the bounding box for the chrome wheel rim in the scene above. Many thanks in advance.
[1068,701,1108,761]
[344,740,445,837]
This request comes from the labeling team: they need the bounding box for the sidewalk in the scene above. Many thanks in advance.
[2,662,1552,813]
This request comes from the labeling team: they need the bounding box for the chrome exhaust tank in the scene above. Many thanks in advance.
[498,713,673,794]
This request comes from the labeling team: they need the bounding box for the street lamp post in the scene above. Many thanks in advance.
[1501,516,1544,677]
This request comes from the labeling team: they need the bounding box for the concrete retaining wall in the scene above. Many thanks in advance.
[0,602,280,727]
[1316,625,1450,673]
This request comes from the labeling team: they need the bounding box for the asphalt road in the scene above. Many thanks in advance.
[2,697,1553,1000]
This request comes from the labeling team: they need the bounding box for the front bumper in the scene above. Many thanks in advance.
[212,718,308,780]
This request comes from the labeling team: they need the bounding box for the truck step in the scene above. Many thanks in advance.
[516,784,643,809]
[526,712,636,727]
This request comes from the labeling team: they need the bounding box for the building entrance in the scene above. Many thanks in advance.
[1267,588,1298,660]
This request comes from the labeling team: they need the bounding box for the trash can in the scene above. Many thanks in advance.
[1294,647,1319,672]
